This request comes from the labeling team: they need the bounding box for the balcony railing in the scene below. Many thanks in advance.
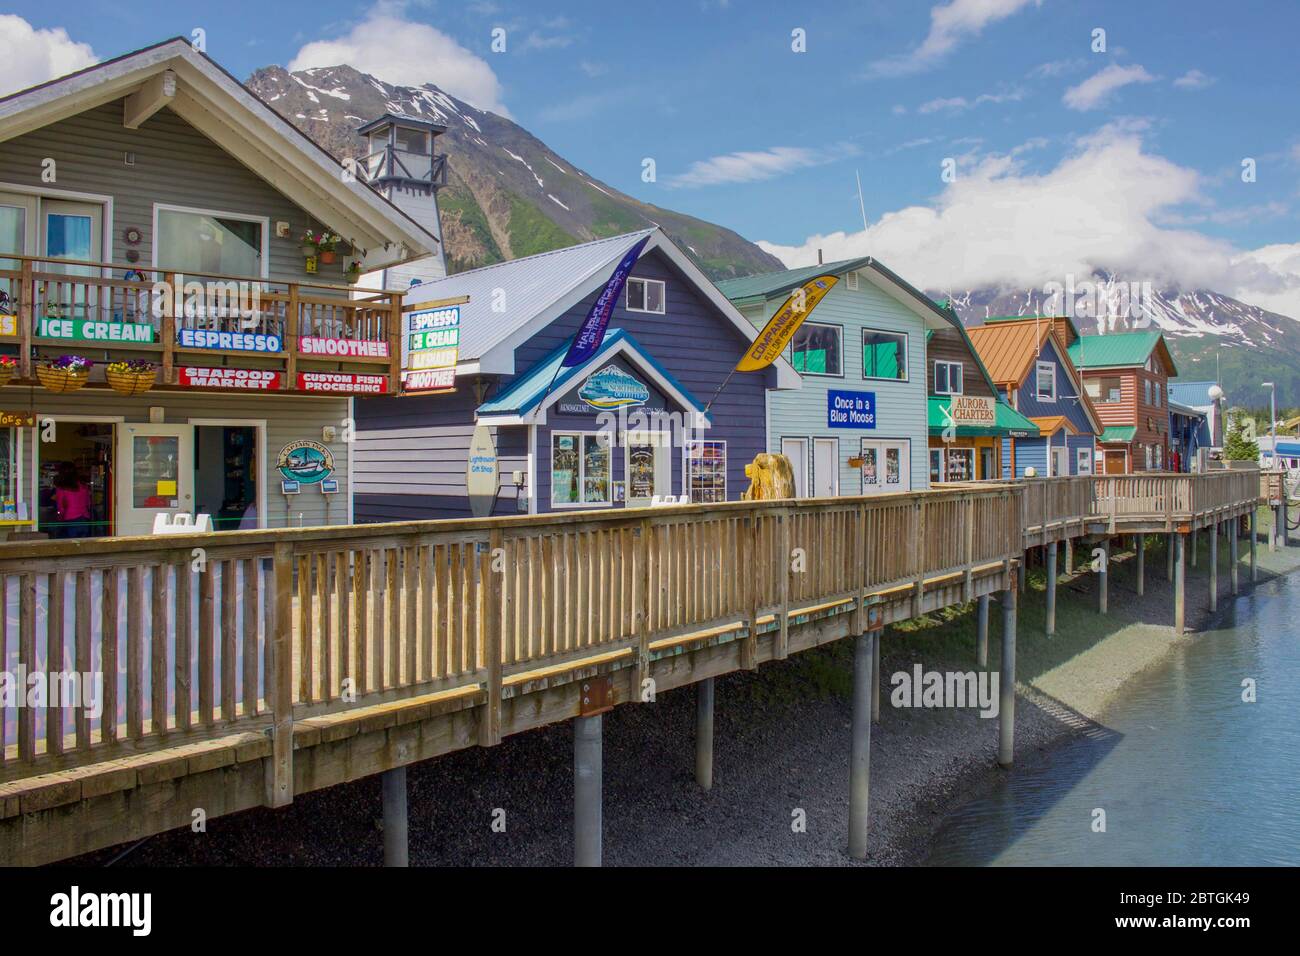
[0,254,405,394]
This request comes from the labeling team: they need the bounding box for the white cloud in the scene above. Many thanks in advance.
[0,16,96,97]
[668,144,857,189]
[755,123,1300,320]
[1063,63,1155,111]
[289,3,510,116]
[917,88,1024,113]
[1173,69,1214,90]
[868,0,1042,78]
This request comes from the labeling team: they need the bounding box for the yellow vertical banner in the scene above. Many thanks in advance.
[736,274,839,372]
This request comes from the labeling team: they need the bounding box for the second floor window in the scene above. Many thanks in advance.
[1086,376,1123,403]
[1036,361,1056,402]
[934,359,963,395]
[792,321,842,375]
[626,277,665,313]
[862,329,908,381]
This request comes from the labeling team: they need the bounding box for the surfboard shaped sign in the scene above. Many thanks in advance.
[578,366,650,410]
[466,424,499,518]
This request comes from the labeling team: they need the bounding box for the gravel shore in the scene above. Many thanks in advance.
[70,529,1300,868]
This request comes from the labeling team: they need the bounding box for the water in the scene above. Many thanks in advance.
[927,572,1300,866]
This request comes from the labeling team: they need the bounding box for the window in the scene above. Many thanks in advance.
[551,432,611,506]
[1077,448,1093,475]
[845,271,859,291]
[791,322,842,375]
[155,206,266,277]
[862,329,908,381]
[626,277,665,313]
[0,428,19,518]
[1144,379,1151,405]
[945,447,975,482]
[395,126,429,154]
[929,448,943,484]
[934,360,963,395]
[1086,376,1123,403]
[686,440,727,503]
[1036,361,1056,402]
[1153,382,1161,408]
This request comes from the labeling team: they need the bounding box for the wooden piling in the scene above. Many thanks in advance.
[1045,541,1058,637]
[1136,534,1145,597]
[1209,522,1219,614]
[1175,533,1187,635]
[1230,518,1240,596]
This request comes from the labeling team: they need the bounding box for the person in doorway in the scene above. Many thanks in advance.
[52,463,94,538]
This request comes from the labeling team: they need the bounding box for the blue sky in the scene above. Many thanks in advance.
[5,0,1300,312]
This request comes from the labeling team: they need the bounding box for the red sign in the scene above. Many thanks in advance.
[180,367,282,390]
[403,368,456,392]
[297,371,388,394]
[299,336,390,358]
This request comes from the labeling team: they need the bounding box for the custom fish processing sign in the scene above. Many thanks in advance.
[38,318,154,343]
[578,366,650,410]
[828,389,877,429]
[277,440,335,485]
[403,305,459,393]
[466,423,498,518]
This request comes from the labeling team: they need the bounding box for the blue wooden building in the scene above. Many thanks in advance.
[352,229,798,518]
[968,316,1102,477]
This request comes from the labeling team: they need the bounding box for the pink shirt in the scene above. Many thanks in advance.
[54,483,92,521]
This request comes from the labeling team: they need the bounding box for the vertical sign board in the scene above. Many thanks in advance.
[403,305,460,393]
[466,423,499,518]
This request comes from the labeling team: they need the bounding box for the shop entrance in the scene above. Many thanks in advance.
[37,422,114,537]
[194,424,259,530]
[115,423,193,536]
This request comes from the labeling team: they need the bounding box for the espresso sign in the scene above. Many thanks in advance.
[949,395,996,427]
[180,367,283,390]
[178,328,282,352]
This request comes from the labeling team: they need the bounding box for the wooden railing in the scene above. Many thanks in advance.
[0,254,404,391]
[0,487,1023,784]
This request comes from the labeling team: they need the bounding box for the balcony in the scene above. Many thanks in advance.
[0,254,405,396]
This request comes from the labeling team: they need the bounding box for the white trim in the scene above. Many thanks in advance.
[549,430,613,509]
[780,436,809,498]
[861,327,910,383]
[790,320,844,378]
[526,423,538,514]
[151,202,271,278]
[1036,361,1057,403]
[187,417,268,530]
[478,336,714,428]
[684,438,727,503]
[812,436,840,497]
[934,359,963,396]
[0,180,114,275]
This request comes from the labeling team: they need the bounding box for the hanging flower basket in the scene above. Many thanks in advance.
[37,355,92,393]
[0,356,16,388]
[105,359,157,396]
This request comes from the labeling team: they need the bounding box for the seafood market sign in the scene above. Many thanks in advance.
[559,366,650,414]
[277,440,335,485]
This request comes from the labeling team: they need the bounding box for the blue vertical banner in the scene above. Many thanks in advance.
[561,234,651,368]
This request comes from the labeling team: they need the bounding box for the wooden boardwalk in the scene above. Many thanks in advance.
[0,472,1262,865]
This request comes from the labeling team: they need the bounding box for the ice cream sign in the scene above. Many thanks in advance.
[403,305,459,393]
[38,318,154,342]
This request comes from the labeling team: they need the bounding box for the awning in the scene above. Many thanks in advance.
[927,396,1038,438]
[1028,415,1079,437]
[476,327,709,426]
[1099,425,1138,444]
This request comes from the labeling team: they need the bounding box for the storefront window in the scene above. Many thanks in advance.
[884,446,903,488]
[0,428,17,517]
[791,322,842,375]
[862,329,908,381]
[929,448,942,483]
[552,432,611,506]
[945,448,975,481]
[686,440,727,503]
[132,435,181,508]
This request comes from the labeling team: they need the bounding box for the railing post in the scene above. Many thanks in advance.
[480,530,503,747]
[777,510,790,660]
[911,499,926,618]
[285,283,300,388]
[634,518,653,691]
[388,294,404,395]
[266,542,295,807]
[18,259,33,380]
[161,271,177,385]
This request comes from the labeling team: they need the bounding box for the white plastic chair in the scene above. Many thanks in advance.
[151,512,214,534]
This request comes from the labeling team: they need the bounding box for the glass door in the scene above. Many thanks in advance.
[40,199,103,323]
[624,430,670,507]
[861,440,911,494]
[116,424,194,536]
[0,192,36,320]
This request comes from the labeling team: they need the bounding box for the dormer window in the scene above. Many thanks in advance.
[626,277,665,313]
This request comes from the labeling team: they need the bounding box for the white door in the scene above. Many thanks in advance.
[861,439,911,494]
[117,424,194,536]
[624,430,670,506]
[40,199,103,322]
[781,437,808,498]
[0,192,36,313]
[1050,446,1070,477]
[812,438,838,498]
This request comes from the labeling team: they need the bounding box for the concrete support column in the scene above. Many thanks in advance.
[848,631,874,860]
[1167,531,1175,582]
[382,766,408,868]
[998,587,1017,768]
[1097,537,1110,615]
[1250,511,1258,583]
[1270,506,1278,553]
[1284,497,1291,548]
[1045,541,1058,637]
[1017,553,1026,593]
[1229,518,1240,596]
[1209,521,1219,614]
[1065,541,1073,576]
[695,678,714,791]
[1175,533,1187,635]
[871,629,881,724]
[574,715,603,867]
[1192,527,1199,568]
[976,594,990,669]
[1135,534,1145,597]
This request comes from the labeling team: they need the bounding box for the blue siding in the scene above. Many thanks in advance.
[1007,335,1098,478]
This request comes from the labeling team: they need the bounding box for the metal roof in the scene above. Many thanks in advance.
[714,257,876,301]
[1168,381,1221,408]
[1067,331,1177,375]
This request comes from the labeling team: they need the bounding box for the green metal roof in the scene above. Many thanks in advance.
[1098,425,1138,443]
[714,257,875,301]
[1067,331,1169,371]
[927,396,1039,438]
